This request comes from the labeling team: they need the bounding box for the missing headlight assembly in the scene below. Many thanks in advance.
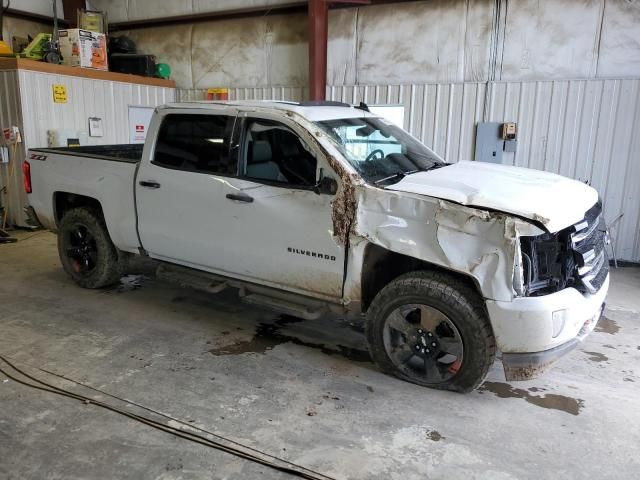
[520,229,575,296]
[519,201,608,297]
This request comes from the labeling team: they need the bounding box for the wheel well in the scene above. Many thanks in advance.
[360,244,483,312]
[54,192,104,226]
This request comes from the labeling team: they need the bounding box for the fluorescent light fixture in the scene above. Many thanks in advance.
[206,138,224,143]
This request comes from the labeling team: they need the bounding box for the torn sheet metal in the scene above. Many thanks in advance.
[352,187,544,302]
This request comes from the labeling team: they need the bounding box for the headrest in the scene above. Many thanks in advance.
[250,141,272,164]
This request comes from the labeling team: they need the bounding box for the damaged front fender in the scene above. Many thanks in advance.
[352,186,543,302]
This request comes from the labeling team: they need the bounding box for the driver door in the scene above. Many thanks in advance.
[216,112,346,300]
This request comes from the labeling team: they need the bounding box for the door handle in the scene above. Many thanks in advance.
[226,193,253,203]
[139,180,161,189]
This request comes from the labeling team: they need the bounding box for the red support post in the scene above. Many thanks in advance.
[308,0,328,101]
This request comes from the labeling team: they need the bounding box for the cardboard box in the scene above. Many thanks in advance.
[59,29,108,70]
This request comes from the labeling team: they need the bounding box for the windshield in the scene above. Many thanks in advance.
[315,117,444,185]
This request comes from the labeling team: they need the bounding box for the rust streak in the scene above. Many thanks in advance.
[326,155,357,245]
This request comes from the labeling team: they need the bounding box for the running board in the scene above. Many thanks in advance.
[157,264,228,294]
[156,263,330,320]
[241,294,323,320]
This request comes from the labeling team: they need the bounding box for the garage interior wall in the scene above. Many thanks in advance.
[0,69,175,226]
[93,0,640,87]
[1,16,52,43]
[1,0,64,41]
[69,0,640,261]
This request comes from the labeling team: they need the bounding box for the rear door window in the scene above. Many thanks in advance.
[153,114,237,175]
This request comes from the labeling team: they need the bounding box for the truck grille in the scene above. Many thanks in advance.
[571,202,609,294]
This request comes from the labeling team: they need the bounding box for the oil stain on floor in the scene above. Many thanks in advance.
[596,317,620,335]
[583,351,609,362]
[478,382,585,416]
[208,315,372,363]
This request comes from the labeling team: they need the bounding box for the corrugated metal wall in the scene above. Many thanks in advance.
[178,78,640,262]
[328,79,640,262]
[0,69,175,226]
[19,71,175,148]
[0,70,28,230]
[178,86,308,103]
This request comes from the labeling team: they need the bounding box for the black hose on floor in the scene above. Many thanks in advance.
[0,355,335,480]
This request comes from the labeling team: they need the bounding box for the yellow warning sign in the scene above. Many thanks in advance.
[53,84,67,103]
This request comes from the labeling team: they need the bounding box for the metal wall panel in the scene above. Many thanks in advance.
[177,86,308,102]
[327,79,640,262]
[177,77,640,261]
[0,69,175,226]
[18,70,176,148]
[0,70,27,230]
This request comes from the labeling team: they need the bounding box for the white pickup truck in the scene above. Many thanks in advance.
[24,101,609,392]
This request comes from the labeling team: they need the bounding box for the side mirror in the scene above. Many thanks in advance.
[314,176,338,195]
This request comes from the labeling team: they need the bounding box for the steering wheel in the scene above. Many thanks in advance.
[365,149,385,162]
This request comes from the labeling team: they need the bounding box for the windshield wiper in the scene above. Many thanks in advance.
[373,169,419,186]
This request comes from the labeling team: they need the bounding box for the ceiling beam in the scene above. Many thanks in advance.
[3,8,68,27]
[108,0,414,31]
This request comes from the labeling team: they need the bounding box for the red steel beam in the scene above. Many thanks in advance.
[308,0,371,101]
[308,0,329,101]
[61,0,87,28]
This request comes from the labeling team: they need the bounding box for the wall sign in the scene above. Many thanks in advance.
[53,84,67,103]
[88,117,103,137]
[128,106,154,144]
[207,88,228,100]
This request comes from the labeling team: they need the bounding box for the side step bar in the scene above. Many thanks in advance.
[156,263,330,320]
[241,293,324,320]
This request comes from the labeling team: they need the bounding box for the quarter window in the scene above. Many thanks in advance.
[154,114,236,174]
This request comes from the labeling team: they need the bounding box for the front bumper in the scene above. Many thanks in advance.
[485,273,609,381]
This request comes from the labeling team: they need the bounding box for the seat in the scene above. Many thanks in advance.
[246,140,287,182]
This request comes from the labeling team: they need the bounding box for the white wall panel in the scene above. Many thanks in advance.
[0,69,174,226]
[18,70,175,149]
[89,0,296,23]
[9,0,64,18]
[328,78,640,262]
[177,86,307,102]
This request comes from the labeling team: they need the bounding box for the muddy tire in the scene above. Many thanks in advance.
[57,207,121,289]
[366,270,495,393]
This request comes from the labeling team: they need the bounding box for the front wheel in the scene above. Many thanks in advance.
[366,271,495,392]
[57,207,122,288]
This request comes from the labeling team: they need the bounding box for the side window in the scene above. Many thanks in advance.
[243,119,317,187]
[153,114,236,175]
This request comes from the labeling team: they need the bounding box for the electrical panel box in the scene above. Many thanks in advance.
[475,122,518,164]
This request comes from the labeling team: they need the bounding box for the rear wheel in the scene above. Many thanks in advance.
[57,207,121,288]
[366,270,495,392]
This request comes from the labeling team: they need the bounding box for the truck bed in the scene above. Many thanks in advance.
[31,144,144,163]
[27,145,141,253]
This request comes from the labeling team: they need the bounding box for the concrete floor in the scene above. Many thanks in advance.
[1,230,639,480]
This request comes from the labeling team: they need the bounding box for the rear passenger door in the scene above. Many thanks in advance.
[136,108,241,270]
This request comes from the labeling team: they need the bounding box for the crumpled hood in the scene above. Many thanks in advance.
[386,161,598,233]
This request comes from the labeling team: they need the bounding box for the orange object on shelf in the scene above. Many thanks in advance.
[207,88,228,101]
